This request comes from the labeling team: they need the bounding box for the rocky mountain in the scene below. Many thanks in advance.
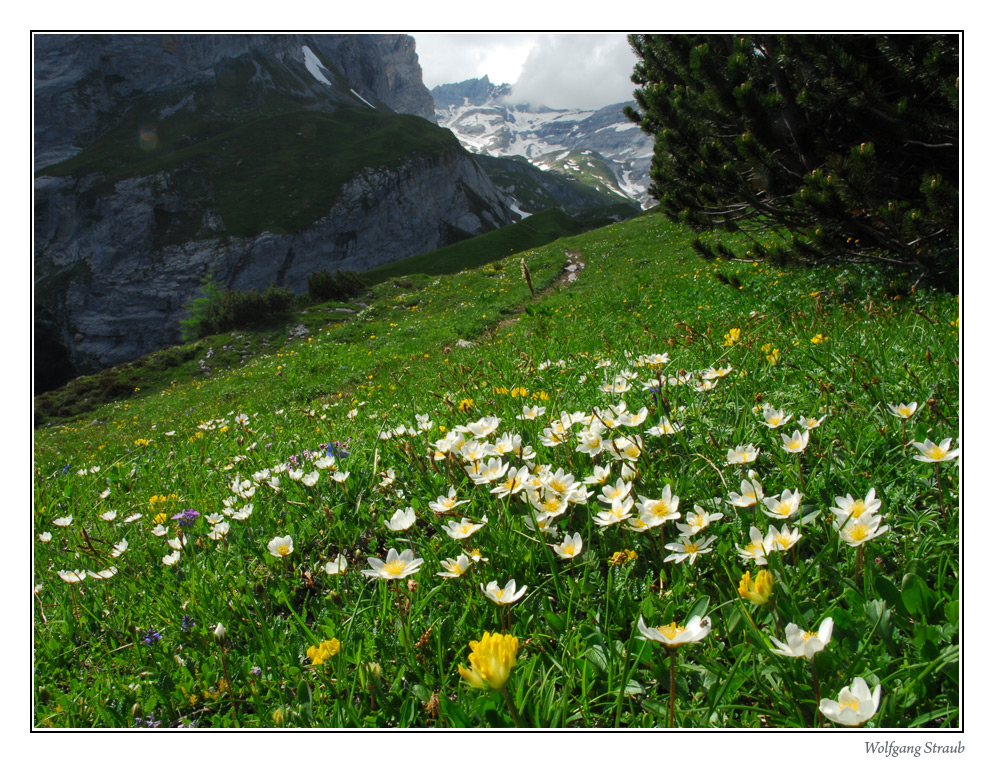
[432,77,656,208]
[34,34,515,392]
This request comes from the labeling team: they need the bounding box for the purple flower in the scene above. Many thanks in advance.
[250,665,262,677]
[141,628,162,646]
[181,615,195,632]
[171,509,200,527]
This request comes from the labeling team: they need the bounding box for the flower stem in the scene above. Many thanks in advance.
[499,685,524,728]
[810,659,822,728]
[935,463,946,521]
[218,647,239,726]
[668,647,678,728]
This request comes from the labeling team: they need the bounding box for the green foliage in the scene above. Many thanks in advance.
[626,34,959,288]
[307,269,370,303]
[33,214,959,729]
[181,273,297,340]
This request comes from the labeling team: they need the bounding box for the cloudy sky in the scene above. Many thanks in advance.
[411,33,639,111]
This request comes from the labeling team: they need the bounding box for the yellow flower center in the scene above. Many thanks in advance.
[657,622,686,640]
[689,514,704,527]
[383,559,407,576]
[849,525,870,542]
[788,438,802,449]
[802,630,818,641]
[277,544,291,556]
[683,541,699,553]
[926,444,945,459]
[562,542,577,555]
[840,697,860,712]
[768,415,782,425]
[775,534,791,548]
[850,500,866,517]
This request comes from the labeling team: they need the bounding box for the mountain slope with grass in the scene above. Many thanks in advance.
[33,213,960,730]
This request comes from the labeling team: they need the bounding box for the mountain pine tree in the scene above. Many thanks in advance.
[625,34,960,288]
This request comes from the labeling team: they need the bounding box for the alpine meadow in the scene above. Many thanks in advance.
[32,33,961,731]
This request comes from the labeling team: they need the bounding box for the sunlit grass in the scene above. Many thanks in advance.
[32,213,959,728]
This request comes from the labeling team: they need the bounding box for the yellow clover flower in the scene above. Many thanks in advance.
[307,638,341,666]
[738,569,774,605]
[457,632,519,690]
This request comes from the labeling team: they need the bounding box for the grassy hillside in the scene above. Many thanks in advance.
[40,107,462,240]
[363,207,583,284]
[32,213,960,729]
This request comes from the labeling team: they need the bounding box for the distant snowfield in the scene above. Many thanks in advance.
[436,96,655,208]
[302,45,332,86]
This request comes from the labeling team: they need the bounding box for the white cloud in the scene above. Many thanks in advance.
[507,34,638,110]
[412,33,638,110]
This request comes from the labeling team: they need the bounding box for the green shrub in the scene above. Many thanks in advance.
[181,273,298,340]
[307,269,370,303]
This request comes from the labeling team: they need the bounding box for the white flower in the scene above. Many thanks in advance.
[646,418,684,436]
[761,405,792,428]
[635,486,681,527]
[664,534,715,565]
[437,554,472,578]
[636,614,711,648]
[110,539,129,557]
[167,536,188,550]
[470,458,509,485]
[428,487,469,514]
[466,415,501,438]
[213,623,227,642]
[887,402,918,419]
[151,524,168,537]
[361,548,424,580]
[726,444,759,465]
[207,522,230,540]
[761,489,803,520]
[384,508,416,532]
[232,504,254,521]
[99,510,117,522]
[819,677,882,727]
[677,504,724,535]
[769,618,834,660]
[163,550,182,566]
[764,524,802,553]
[781,429,809,454]
[53,515,73,527]
[835,512,889,547]
[598,478,633,508]
[736,526,769,566]
[728,478,764,508]
[123,513,143,523]
[911,438,960,463]
[799,414,827,429]
[552,532,583,559]
[38,532,52,543]
[830,489,881,522]
[444,517,486,540]
[57,569,87,583]
[324,554,348,575]
[583,465,612,485]
[87,567,118,580]
[594,496,635,527]
[481,578,527,606]
[267,535,294,558]
[517,405,546,421]
[205,513,226,525]
[313,455,337,470]
[490,466,530,498]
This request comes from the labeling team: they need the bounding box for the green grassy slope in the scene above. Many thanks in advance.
[32,213,960,729]
[363,207,583,284]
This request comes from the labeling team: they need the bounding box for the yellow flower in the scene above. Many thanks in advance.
[459,398,475,412]
[738,570,774,605]
[810,334,825,344]
[457,632,519,690]
[766,347,780,365]
[723,327,741,346]
[608,549,638,566]
[306,638,341,666]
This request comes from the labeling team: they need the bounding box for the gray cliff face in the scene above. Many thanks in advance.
[34,34,509,389]
[37,148,513,374]
[34,33,436,170]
